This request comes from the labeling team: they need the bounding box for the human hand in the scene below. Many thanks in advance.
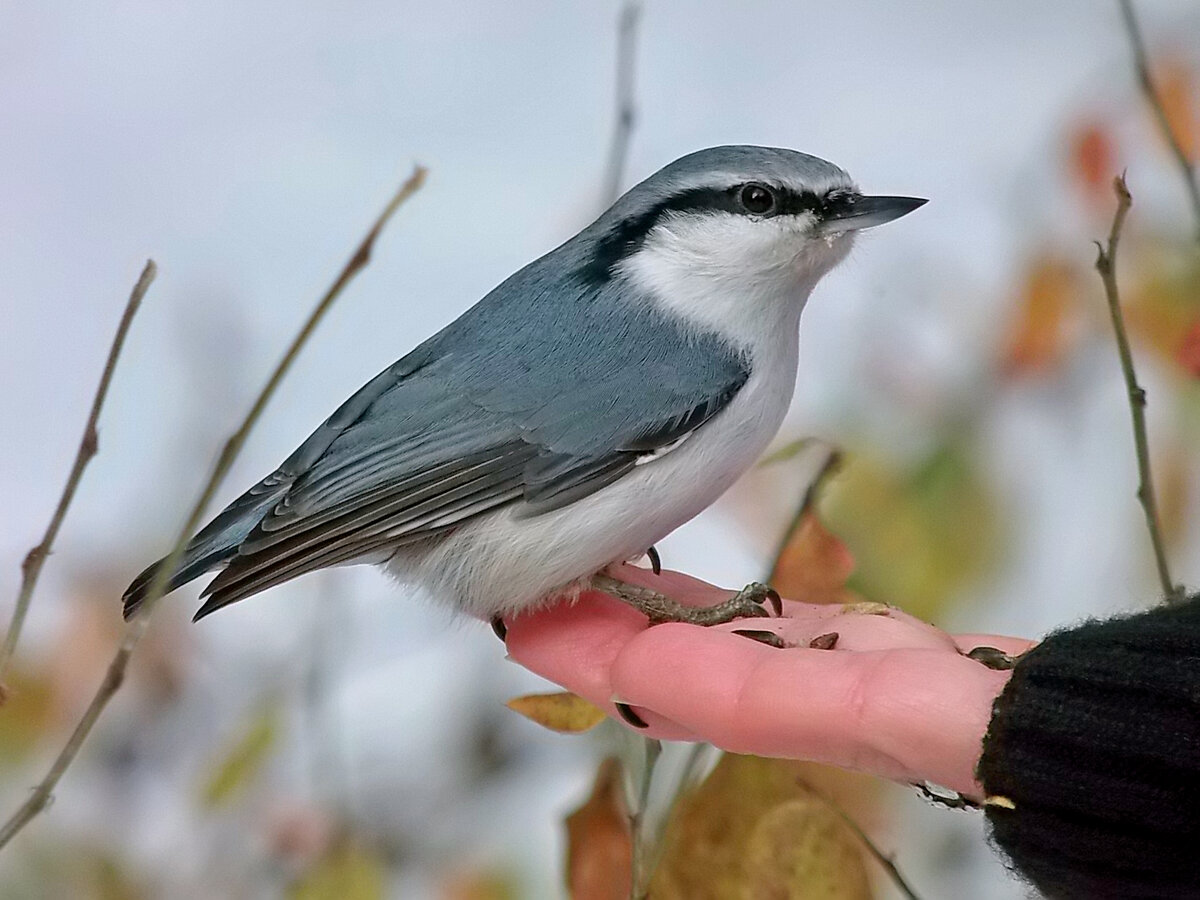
[505,564,1034,799]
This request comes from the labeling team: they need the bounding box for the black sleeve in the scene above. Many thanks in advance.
[976,596,1200,899]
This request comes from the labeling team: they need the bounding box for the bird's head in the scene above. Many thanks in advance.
[579,145,925,342]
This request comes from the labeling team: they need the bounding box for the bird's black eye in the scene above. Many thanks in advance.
[739,183,776,215]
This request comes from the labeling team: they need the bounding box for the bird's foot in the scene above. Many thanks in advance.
[591,573,780,626]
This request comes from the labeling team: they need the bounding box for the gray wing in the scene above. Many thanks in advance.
[122,250,751,621]
[187,358,746,618]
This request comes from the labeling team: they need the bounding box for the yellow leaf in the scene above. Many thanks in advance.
[823,446,997,622]
[505,691,606,733]
[652,754,870,899]
[564,757,632,900]
[290,839,385,900]
[200,701,281,808]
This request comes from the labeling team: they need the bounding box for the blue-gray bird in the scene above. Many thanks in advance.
[123,146,924,628]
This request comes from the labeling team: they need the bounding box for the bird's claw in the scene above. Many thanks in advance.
[733,582,782,618]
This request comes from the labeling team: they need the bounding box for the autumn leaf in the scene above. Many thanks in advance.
[439,869,519,900]
[769,510,856,605]
[1070,121,1117,196]
[290,838,385,900]
[200,700,281,807]
[1002,255,1080,375]
[823,445,997,622]
[564,757,632,900]
[651,754,870,899]
[506,691,607,734]
[1178,318,1200,377]
[1158,57,1196,161]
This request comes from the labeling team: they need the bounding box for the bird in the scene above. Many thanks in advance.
[123,145,924,629]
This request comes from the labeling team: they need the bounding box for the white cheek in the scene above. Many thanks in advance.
[617,212,850,354]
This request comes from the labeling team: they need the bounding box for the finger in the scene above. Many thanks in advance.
[504,591,699,741]
[609,624,1010,796]
[712,603,961,654]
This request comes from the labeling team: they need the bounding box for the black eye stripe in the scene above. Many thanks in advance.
[582,184,832,284]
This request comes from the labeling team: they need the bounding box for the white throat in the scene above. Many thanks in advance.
[616,211,852,358]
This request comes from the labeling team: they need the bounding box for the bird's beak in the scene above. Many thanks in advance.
[817,194,927,235]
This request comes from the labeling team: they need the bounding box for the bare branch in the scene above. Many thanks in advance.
[600,0,642,206]
[1094,174,1184,604]
[1118,0,1200,243]
[0,261,156,687]
[0,166,426,851]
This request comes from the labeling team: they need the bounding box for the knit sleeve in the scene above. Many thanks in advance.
[976,596,1200,899]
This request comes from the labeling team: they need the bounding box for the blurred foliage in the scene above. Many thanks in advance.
[506,691,607,734]
[565,757,632,900]
[200,699,282,808]
[651,755,870,899]
[0,668,54,765]
[439,869,520,900]
[823,444,998,623]
[289,838,386,900]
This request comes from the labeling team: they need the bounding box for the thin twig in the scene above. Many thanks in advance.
[628,737,661,900]
[0,166,426,851]
[0,261,157,688]
[601,0,642,206]
[1118,0,1200,243]
[798,779,923,900]
[767,443,842,582]
[1094,174,1183,604]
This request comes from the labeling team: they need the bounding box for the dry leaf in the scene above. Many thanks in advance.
[564,757,632,900]
[439,869,519,900]
[1178,318,1200,377]
[651,754,870,899]
[1002,256,1080,375]
[1158,58,1196,161]
[1070,121,1116,196]
[769,511,856,606]
[506,691,606,733]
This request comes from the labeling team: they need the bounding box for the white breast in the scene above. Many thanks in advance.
[385,213,843,617]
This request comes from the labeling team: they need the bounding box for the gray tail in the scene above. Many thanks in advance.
[121,480,288,620]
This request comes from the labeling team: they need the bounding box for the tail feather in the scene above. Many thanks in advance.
[122,478,291,619]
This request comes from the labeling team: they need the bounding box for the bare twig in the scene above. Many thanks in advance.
[600,0,642,206]
[799,779,923,900]
[0,261,157,686]
[0,166,426,851]
[1118,0,1200,243]
[628,736,661,900]
[1094,175,1183,604]
[766,443,842,581]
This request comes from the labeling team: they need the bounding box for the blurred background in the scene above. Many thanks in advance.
[3,1,1200,896]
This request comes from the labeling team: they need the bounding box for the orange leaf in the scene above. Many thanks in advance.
[1159,58,1196,161]
[1002,256,1079,375]
[565,758,632,900]
[1178,318,1200,377]
[1071,121,1116,195]
[769,510,856,605]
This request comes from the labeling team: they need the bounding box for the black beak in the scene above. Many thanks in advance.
[817,194,927,234]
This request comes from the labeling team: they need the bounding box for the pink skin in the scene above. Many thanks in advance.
[505,564,1034,800]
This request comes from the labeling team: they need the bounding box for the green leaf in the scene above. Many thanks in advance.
[200,700,281,808]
